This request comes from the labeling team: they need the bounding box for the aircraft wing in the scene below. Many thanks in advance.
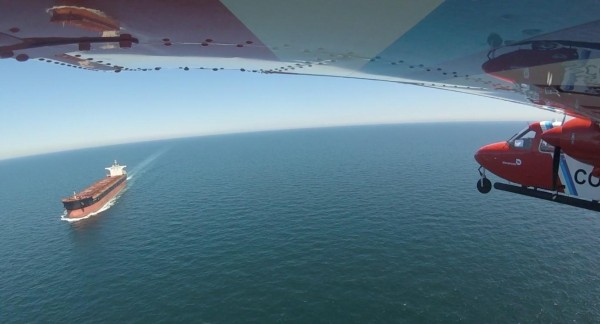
[2,1,600,121]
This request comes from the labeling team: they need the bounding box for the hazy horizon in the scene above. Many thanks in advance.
[0,120,555,162]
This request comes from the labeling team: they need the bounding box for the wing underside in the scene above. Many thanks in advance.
[2,0,600,120]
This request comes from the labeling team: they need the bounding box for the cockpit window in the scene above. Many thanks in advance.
[508,127,536,149]
[507,126,528,143]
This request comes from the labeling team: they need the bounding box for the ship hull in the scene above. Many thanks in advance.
[65,178,127,219]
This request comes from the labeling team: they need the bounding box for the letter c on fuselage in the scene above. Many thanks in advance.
[575,169,586,185]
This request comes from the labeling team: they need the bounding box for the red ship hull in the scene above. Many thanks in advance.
[65,179,127,218]
[62,173,127,219]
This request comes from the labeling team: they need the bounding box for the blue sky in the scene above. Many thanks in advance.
[0,59,559,160]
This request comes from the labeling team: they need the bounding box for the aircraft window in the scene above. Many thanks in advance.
[509,128,536,149]
[539,140,555,153]
[507,126,529,143]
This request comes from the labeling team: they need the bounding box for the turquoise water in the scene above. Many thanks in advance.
[1,123,599,322]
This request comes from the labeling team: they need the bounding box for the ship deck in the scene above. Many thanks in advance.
[62,175,126,202]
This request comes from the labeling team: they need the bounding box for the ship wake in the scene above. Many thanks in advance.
[127,148,168,182]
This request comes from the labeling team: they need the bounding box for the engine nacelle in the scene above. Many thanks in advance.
[541,118,600,173]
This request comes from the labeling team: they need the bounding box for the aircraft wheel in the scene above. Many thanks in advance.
[477,178,492,194]
[486,33,503,48]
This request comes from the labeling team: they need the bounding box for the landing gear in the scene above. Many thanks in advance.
[477,178,492,194]
[477,166,492,194]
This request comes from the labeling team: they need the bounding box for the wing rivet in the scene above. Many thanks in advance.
[16,54,29,62]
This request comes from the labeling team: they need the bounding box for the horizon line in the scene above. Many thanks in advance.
[0,119,548,162]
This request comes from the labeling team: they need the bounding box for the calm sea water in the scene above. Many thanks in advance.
[1,123,599,322]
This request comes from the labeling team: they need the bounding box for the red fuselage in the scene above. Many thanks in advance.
[475,122,558,190]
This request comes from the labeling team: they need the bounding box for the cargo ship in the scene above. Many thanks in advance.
[62,161,127,219]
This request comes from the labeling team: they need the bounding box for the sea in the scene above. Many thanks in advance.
[1,122,599,323]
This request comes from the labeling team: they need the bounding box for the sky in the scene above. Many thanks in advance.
[0,59,560,160]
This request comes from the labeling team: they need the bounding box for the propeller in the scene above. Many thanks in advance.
[552,145,561,191]
[546,116,566,191]
[551,114,567,191]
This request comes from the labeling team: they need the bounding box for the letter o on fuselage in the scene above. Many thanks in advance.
[589,173,600,187]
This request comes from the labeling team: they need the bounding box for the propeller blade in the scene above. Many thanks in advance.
[552,146,561,190]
